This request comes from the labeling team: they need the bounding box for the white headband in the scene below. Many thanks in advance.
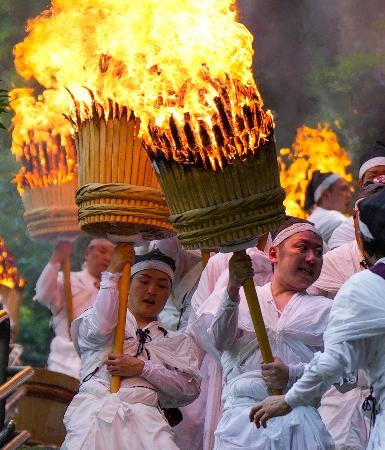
[358,157,385,180]
[358,217,374,240]
[131,260,174,281]
[314,173,342,203]
[272,223,320,247]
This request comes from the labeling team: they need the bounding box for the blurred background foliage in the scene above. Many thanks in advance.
[0,0,385,366]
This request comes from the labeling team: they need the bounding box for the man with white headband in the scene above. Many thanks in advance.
[184,235,273,450]
[62,245,201,450]
[190,218,334,449]
[304,170,351,243]
[34,238,115,379]
[329,140,385,249]
[250,188,385,450]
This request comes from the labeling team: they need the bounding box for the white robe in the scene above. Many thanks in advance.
[308,240,370,449]
[34,262,99,378]
[192,281,334,450]
[285,261,385,450]
[309,207,347,244]
[149,237,202,331]
[309,240,363,298]
[184,249,272,450]
[62,271,201,450]
[328,217,355,249]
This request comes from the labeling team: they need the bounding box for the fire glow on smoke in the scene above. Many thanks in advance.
[279,124,352,217]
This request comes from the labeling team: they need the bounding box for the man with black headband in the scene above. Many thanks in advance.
[250,189,385,450]
[62,245,201,449]
[305,170,351,244]
[34,238,114,378]
[191,218,334,449]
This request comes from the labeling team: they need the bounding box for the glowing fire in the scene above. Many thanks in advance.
[0,238,25,290]
[279,125,352,217]
[10,88,76,194]
[14,0,273,170]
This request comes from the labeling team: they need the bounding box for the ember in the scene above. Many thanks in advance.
[145,74,274,170]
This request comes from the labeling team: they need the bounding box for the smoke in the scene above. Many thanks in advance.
[237,0,385,165]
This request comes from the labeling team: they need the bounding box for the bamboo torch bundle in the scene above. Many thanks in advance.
[68,93,173,239]
[145,77,285,250]
[13,131,80,331]
[67,92,174,392]
[16,132,80,241]
[143,75,286,395]
[0,238,26,339]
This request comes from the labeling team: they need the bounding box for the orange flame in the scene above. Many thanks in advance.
[13,0,273,170]
[9,88,76,194]
[0,238,25,290]
[279,124,352,218]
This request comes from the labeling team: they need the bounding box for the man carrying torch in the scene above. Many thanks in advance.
[35,238,114,379]
[250,184,385,450]
[190,218,335,449]
[62,244,201,449]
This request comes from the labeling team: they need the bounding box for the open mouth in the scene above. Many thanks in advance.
[299,268,314,277]
[143,299,155,306]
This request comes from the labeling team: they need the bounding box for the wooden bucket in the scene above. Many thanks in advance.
[74,106,174,239]
[21,178,80,240]
[151,139,286,249]
[14,368,79,446]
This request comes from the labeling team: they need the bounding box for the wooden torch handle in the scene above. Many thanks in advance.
[62,256,74,338]
[110,250,133,393]
[237,250,282,396]
[201,249,211,268]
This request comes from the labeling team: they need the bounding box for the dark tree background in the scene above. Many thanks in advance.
[0,0,384,366]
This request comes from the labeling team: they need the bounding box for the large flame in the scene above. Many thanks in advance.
[0,238,25,290]
[14,0,273,170]
[279,124,352,218]
[10,88,76,194]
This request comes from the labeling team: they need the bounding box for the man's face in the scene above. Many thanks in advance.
[360,165,385,187]
[269,231,323,292]
[85,240,115,277]
[324,178,351,213]
[128,269,172,321]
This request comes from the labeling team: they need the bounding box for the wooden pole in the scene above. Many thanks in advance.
[201,249,211,268]
[110,244,133,393]
[236,249,282,396]
[62,256,73,338]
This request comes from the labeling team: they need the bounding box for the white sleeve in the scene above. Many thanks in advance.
[285,340,365,408]
[142,360,199,403]
[34,262,62,312]
[191,254,228,311]
[208,291,239,352]
[287,362,307,387]
[78,272,121,347]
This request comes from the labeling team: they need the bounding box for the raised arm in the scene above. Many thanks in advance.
[209,252,254,352]
[34,241,72,312]
[76,243,135,349]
